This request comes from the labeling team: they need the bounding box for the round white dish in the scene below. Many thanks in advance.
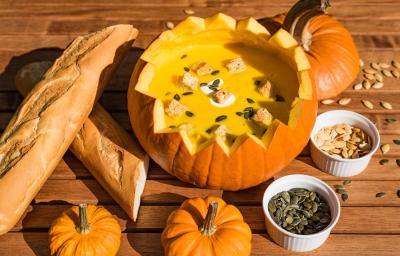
[262,174,340,252]
[310,110,380,177]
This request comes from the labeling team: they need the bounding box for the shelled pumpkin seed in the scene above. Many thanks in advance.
[397,190,400,198]
[393,139,400,145]
[380,159,389,165]
[376,192,387,198]
[385,118,397,124]
[397,159,400,167]
[268,188,331,235]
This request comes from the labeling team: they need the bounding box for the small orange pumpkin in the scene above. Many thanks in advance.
[162,196,252,256]
[49,204,121,256]
[259,0,360,100]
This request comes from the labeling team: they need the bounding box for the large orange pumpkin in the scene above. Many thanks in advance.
[259,0,360,100]
[128,13,317,191]
[161,196,252,256]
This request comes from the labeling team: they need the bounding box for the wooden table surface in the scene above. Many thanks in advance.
[1,0,400,255]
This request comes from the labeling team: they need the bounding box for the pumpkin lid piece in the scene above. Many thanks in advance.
[49,204,121,256]
[161,196,252,256]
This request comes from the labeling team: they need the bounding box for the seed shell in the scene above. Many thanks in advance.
[371,62,381,70]
[166,21,175,29]
[364,73,375,81]
[375,73,384,82]
[183,9,195,14]
[379,63,391,69]
[392,69,400,78]
[353,83,363,90]
[382,69,393,77]
[338,98,351,106]
[362,80,371,89]
[361,100,374,109]
[359,59,365,67]
[372,82,384,89]
[392,60,400,70]
[363,68,376,74]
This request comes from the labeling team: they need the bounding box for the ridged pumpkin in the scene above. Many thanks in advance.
[162,196,252,256]
[128,13,317,190]
[49,204,121,256]
[259,0,360,100]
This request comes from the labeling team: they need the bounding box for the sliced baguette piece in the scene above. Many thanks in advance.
[0,25,138,235]
[15,61,149,221]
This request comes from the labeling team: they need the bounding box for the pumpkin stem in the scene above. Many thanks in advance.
[199,201,218,236]
[77,204,91,235]
[283,0,331,52]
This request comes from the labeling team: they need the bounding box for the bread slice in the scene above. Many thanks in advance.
[0,25,138,235]
[15,61,149,222]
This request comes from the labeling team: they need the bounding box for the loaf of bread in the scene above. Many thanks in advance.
[0,25,138,235]
[15,61,149,222]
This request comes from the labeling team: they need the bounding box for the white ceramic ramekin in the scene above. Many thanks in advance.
[310,110,380,177]
[263,174,340,252]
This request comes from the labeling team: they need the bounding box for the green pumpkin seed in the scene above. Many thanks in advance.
[386,118,397,124]
[397,159,400,167]
[341,193,349,202]
[211,70,220,75]
[393,139,400,145]
[380,159,389,165]
[334,184,345,190]
[376,192,387,198]
[215,115,227,122]
[397,190,400,198]
[343,180,352,186]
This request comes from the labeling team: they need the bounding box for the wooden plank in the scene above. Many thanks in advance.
[13,204,400,235]
[33,178,400,206]
[1,232,400,256]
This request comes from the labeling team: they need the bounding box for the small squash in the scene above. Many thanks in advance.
[49,204,121,256]
[259,0,360,100]
[162,196,252,256]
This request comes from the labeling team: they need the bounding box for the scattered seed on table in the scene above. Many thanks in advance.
[392,60,400,69]
[236,112,243,116]
[166,21,175,29]
[381,144,391,154]
[343,179,352,186]
[185,111,194,117]
[182,92,194,96]
[364,73,375,81]
[375,73,384,82]
[359,59,365,67]
[215,115,227,122]
[338,98,351,106]
[397,159,400,167]
[397,190,400,198]
[362,80,371,89]
[380,63,391,69]
[363,68,376,74]
[372,82,384,89]
[380,101,393,110]
[376,192,387,198]
[380,159,389,165]
[361,100,374,109]
[382,69,393,77]
[334,184,345,190]
[184,9,195,14]
[392,69,400,78]
[385,118,397,124]
[321,99,335,105]
[371,62,381,70]
[337,188,346,194]
[246,98,255,104]
[341,193,349,202]
[353,83,363,90]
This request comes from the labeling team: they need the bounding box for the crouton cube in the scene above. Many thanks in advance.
[165,99,186,117]
[182,72,198,90]
[226,57,246,73]
[257,81,272,97]
[212,89,232,104]
[214,124,228,137]
[191,62,214,76]
[252,108,273,127]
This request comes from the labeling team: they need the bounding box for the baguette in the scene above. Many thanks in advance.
[0,25,138,235]
[15,61,149,222]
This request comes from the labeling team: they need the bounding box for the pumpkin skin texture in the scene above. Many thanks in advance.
[162,196,252,256]
[127,14,317,191]
[49,204,121,256]
[259,0,360,100]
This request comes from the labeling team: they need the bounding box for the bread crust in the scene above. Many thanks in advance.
[0,25,138,234]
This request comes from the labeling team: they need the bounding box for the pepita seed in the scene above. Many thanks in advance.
[379,159,389,165]
[376,192,387,198]
[381,144,391,154]
[343,179,352,186]
[379,63,391,69]
[361,100,374,109]
[338,98,351,106]
[362,80,371,89]
[392,60,400,70]
[372,82,384,89]
[385,118,397,124]
[215,115,227,122]
[353,83,363,90]
[397,159,400,167]
[382,69,393,77]
[321,99,335,105]
[371,62,381,70]
[393,139,400,145]
[341,193,349,202]
[397,190,400,198]
[392,69,400,78]
[166,21,175,29]
[380,101,393,110]
[334,184,345,190]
